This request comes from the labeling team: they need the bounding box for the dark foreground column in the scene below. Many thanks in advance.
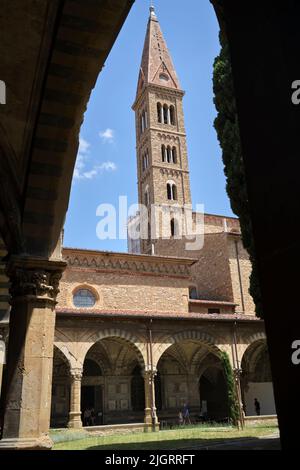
[0,256,65,450]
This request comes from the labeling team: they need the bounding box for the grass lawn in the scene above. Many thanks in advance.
[52,421,279,450]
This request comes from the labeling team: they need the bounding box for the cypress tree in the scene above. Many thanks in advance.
[213,32,263,318]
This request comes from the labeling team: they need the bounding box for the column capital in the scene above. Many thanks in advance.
[69,368,83,381]
[6,256,66,302]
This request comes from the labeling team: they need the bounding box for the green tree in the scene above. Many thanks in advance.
[213,32,263,318]
[220,351,239,426]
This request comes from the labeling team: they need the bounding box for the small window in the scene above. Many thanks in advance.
[159,73,169,82]
[167,183,172,200]
[208,308,220,314]
[189,287,198,299]
[73,289,96,308]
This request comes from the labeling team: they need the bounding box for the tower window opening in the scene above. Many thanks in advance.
[167,183,172,200]
[170,105,176,125]
[163,104,169,124]
[157,103,162,123]
[172,147,177,164]
[167,182,177,201]
[170,218,178,237]
[167,146,171,163]
[161,144,166,162]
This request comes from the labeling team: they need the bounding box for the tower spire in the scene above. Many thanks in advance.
[135,5,181,101]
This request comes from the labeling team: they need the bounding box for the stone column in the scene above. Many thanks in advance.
[0,256,66,450]
[68,369,83,429]
[144,369,158,431]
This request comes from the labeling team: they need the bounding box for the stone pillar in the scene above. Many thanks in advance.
[68,369,83,429]
[0,256,66,450]
[144,369,158,431]
[160,106,164,124]
[167,107,171,125]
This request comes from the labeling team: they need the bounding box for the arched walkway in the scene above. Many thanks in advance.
[154,335,228,423]
[81,336,146,426]
[241,339,275,416]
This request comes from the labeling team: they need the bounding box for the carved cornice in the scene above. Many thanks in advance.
[63,249,196,278]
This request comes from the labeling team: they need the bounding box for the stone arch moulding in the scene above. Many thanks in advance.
[82,328,147,371]
[153,330,222,368]
[240,331,267,362]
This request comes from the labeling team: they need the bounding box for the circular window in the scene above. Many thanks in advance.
[73,289,96,308]
[159,73,169,81]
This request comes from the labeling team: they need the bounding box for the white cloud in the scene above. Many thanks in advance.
[99,128,115,143]
[78,137,90,155]
[73,136,117,180]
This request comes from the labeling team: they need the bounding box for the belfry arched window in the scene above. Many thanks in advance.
[161,144,166,162]
[157,102,162,123]
[167,146,172,163]
[163,104,169,124]
[170,105,176,125]
[167,182,177,201]
[172,147,177,163]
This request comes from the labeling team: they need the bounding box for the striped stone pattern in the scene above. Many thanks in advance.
[21,0,134,256]
[0,239,10,323]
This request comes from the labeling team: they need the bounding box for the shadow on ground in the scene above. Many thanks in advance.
[85,436,281,451]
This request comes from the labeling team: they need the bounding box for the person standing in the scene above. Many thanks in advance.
[183,403,191,425]
[254,398,261,416]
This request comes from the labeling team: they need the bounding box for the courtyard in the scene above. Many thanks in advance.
[51,421,279,451]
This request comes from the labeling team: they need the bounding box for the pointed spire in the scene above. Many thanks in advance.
[135,6,181,100]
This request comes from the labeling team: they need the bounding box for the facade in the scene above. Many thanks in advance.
[48,7,275,429]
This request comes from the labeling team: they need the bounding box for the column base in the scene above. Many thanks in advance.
[144,422,160,432]
[68,412,82,429]
[0,435,53,450]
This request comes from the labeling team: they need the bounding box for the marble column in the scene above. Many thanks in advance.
[0,256,66,450]
[68,369,83,429]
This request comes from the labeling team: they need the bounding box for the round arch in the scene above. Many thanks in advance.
[84,328,147,371]
[153,330,222,368]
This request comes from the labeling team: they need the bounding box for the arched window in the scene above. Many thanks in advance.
[172,184,177,201]
[144,188,149,206]
[163,104,169,124]
[167,146,172,163]
[167,183,172,200]
[157,103,162,123]
[73,288,96,308]
[170,105,176,125]
[167,182,177,201]
[170,218,175,237]
[172,147,177,164]
[161,144,166,162]
[189,286,198,299]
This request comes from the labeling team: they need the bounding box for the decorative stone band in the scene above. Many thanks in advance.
[6,256,66,302]
[63,248,196,278]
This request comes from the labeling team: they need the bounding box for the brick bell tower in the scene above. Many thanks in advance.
[132,6,192,254]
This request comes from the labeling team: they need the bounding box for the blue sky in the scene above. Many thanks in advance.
[63,0,233,252]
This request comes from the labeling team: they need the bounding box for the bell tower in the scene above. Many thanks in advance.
[132,6,192,254]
